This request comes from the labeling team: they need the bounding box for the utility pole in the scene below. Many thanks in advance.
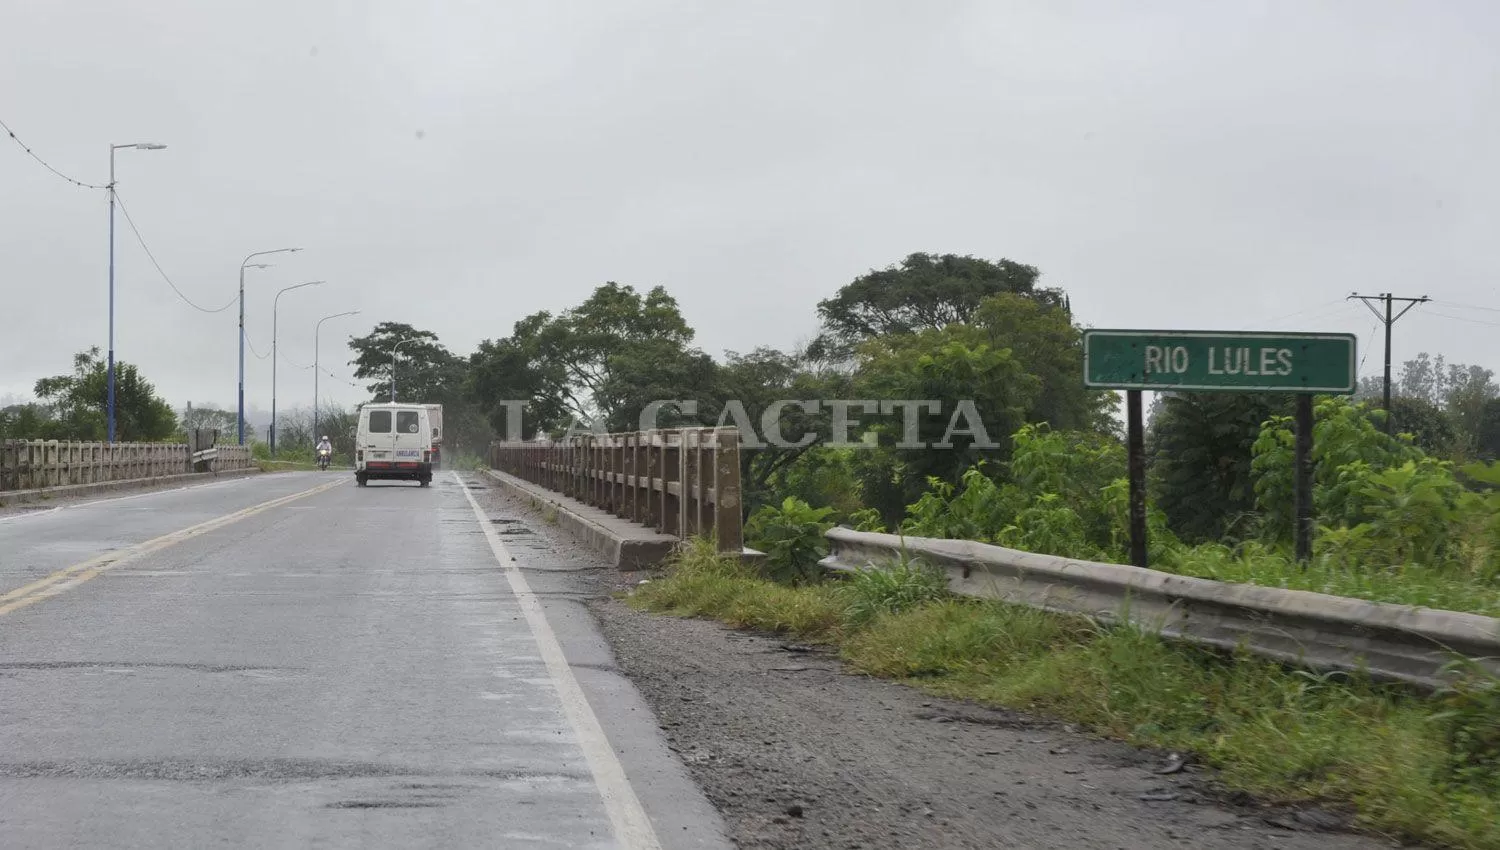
[1348,293,1429,434]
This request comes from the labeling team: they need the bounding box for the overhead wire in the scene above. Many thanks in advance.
[1416,308,1500,328]
[0,116,107,189]
[1257,298,1347,327]
[114,193,238,314]
[244,333,273,360]
[1430,299,1500,315]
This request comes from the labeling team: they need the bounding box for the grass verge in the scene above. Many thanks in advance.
[629,540,1500,850]
[1162,543,1500,618]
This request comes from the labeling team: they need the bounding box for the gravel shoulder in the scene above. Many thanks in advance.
[474,477,1402,850]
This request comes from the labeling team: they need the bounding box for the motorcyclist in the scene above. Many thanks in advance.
[316,436,332,456]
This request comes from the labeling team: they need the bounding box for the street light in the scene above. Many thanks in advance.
[314,310,360,440]
[238,247,301,444]
[106,142,167,443]
[391,337,420,402]
[270,280,326,456]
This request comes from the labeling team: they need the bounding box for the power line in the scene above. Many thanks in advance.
[1428,299,1500,316]
[1418,308,1500,328]
[0,116,107,189]
[114,193,237,314]
[1258,298,1347,327]
[244,333,273,360]
[277,347,315,370]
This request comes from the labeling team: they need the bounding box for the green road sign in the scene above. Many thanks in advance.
[1083,330,1357,393]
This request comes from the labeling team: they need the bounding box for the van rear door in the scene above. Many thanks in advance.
[392,408,429,469]
[363,408,396,467]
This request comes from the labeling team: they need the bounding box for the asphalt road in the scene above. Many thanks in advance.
[0,471,730,850]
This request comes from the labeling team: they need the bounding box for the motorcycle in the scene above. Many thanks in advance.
[317,448,332,471]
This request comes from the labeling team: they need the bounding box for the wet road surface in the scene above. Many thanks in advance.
[0,471,729,849]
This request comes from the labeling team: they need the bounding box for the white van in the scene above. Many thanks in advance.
[355,402,435,487]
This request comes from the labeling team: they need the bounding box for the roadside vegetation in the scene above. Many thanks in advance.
[631,540,1500,849]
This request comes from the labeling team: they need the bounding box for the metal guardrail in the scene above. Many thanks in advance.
[489,427,743,554]
[821,528,1500,690]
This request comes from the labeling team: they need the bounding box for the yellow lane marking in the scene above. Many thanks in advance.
[0,478,344,617]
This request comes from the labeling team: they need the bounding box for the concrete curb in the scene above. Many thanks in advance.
[0,467,263,507]
[822,527,1500,691]
[481,469,680,570]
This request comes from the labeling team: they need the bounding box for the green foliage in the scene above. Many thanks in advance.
[1251,397,1422,540]
[969,293,1116,433]
[0,403,51,441]
[811,252,1065,358]
[901,425,1134,561]
[1389,395,1460,457]
[745,497,836,584]
[476,282,695,433]
[1431,660,1500,796]
[840,553,949,628]
[1147,392,1292,543]
[29,348,177,442]
[761,445,865,522]
[1478,398,1500,462]
[843,507,886,533]
[855,326,1035,509]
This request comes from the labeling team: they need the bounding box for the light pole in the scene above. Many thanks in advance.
[106,142,166,443]
[314,311,360,441]
[270,280,326,456]
[238,247,301,444]
[390,337,419,402]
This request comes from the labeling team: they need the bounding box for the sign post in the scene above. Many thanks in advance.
[1084,330,1357,567]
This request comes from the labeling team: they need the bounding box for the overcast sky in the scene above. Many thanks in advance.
[3,1,1498,418]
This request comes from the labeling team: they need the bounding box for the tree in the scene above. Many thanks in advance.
[348,323,457,403]
[855,325,1039,519]
[0,403,52,441]
[466,322,568,441]
[1443,363,1498,455]
[348,323,493,452]
[714,346,855,515]
[968,293,1115,432]
[811,252,1066,358]
[1397,352,1449,405]
[595,339,721,433]
[1146,392,1293,543]
[32,348,177,442]
[1478,398,1500,461]
[1387,396,1457,456]
[180,404,237,437]
[467,283,697,436]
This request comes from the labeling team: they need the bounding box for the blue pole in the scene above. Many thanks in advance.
[238,267,245,445]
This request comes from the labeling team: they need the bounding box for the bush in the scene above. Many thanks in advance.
[745,496,836,584]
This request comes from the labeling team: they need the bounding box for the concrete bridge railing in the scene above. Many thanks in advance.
[0,438,254,492]
[489,427,744,555]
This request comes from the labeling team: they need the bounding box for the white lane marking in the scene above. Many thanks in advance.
[0,478,345,615]
[455,471,662,850]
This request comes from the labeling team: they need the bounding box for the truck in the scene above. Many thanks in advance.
[425,404,444,468]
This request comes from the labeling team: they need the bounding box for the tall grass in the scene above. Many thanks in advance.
[629,541,1500,849]
[1169,543,1500,617]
